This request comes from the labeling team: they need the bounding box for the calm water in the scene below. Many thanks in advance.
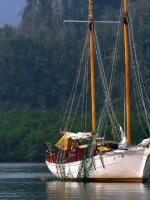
[0,163,150,200]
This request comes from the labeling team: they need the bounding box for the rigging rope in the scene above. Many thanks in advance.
[81,44,90,130]
[69,35,90,131]
[60,31,89,131]
[94,2,123,141]
[128,1,150,133]
[94,29,120,140]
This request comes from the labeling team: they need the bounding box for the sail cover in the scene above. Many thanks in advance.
[118,126,127,149]
[68,132,92,140]
[55,132,92,150]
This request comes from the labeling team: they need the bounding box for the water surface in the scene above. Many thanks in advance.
[0,163,150,199]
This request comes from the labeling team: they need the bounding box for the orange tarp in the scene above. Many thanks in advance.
[55,132,75,151]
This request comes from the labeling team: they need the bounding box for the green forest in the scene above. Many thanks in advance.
[0,0,149,162]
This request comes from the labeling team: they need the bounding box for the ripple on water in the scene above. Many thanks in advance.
[0,163,150,200]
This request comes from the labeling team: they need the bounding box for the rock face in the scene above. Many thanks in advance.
[20,0,123,35]
[21,0,67,27]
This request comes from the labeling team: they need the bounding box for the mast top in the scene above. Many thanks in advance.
[124,0,128,14]
[89,0,94,21]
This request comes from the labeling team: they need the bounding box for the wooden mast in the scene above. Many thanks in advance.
[89,0,96,133]
[124,0,131,145]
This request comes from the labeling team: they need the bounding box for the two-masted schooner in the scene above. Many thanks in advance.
[46,0,150,182]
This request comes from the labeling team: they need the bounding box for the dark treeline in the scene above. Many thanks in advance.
[0,0,149,161]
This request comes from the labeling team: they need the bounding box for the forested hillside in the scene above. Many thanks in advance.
[0,0,149,161]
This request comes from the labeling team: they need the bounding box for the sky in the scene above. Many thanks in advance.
[0,0,26,26]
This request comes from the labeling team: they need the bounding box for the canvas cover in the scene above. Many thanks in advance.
[55,132,92,150]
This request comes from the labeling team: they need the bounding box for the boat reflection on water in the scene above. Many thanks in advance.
[46,181,150,200]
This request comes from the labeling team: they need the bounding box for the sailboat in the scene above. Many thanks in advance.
[46,0,150,182]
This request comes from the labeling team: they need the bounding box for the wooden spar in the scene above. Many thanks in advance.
[124,0,131,145]
[89,0,96,133]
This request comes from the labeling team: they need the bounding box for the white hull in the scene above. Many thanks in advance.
[46,146,150,182]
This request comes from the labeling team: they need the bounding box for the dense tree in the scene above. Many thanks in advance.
[0,0,149,161]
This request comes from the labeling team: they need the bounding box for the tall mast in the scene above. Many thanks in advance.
[89,0,96,133]
[124,0,131,145]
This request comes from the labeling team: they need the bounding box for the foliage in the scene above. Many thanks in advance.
[0,0,149,161]
[0,109,148,162]
[0,108,62,161]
